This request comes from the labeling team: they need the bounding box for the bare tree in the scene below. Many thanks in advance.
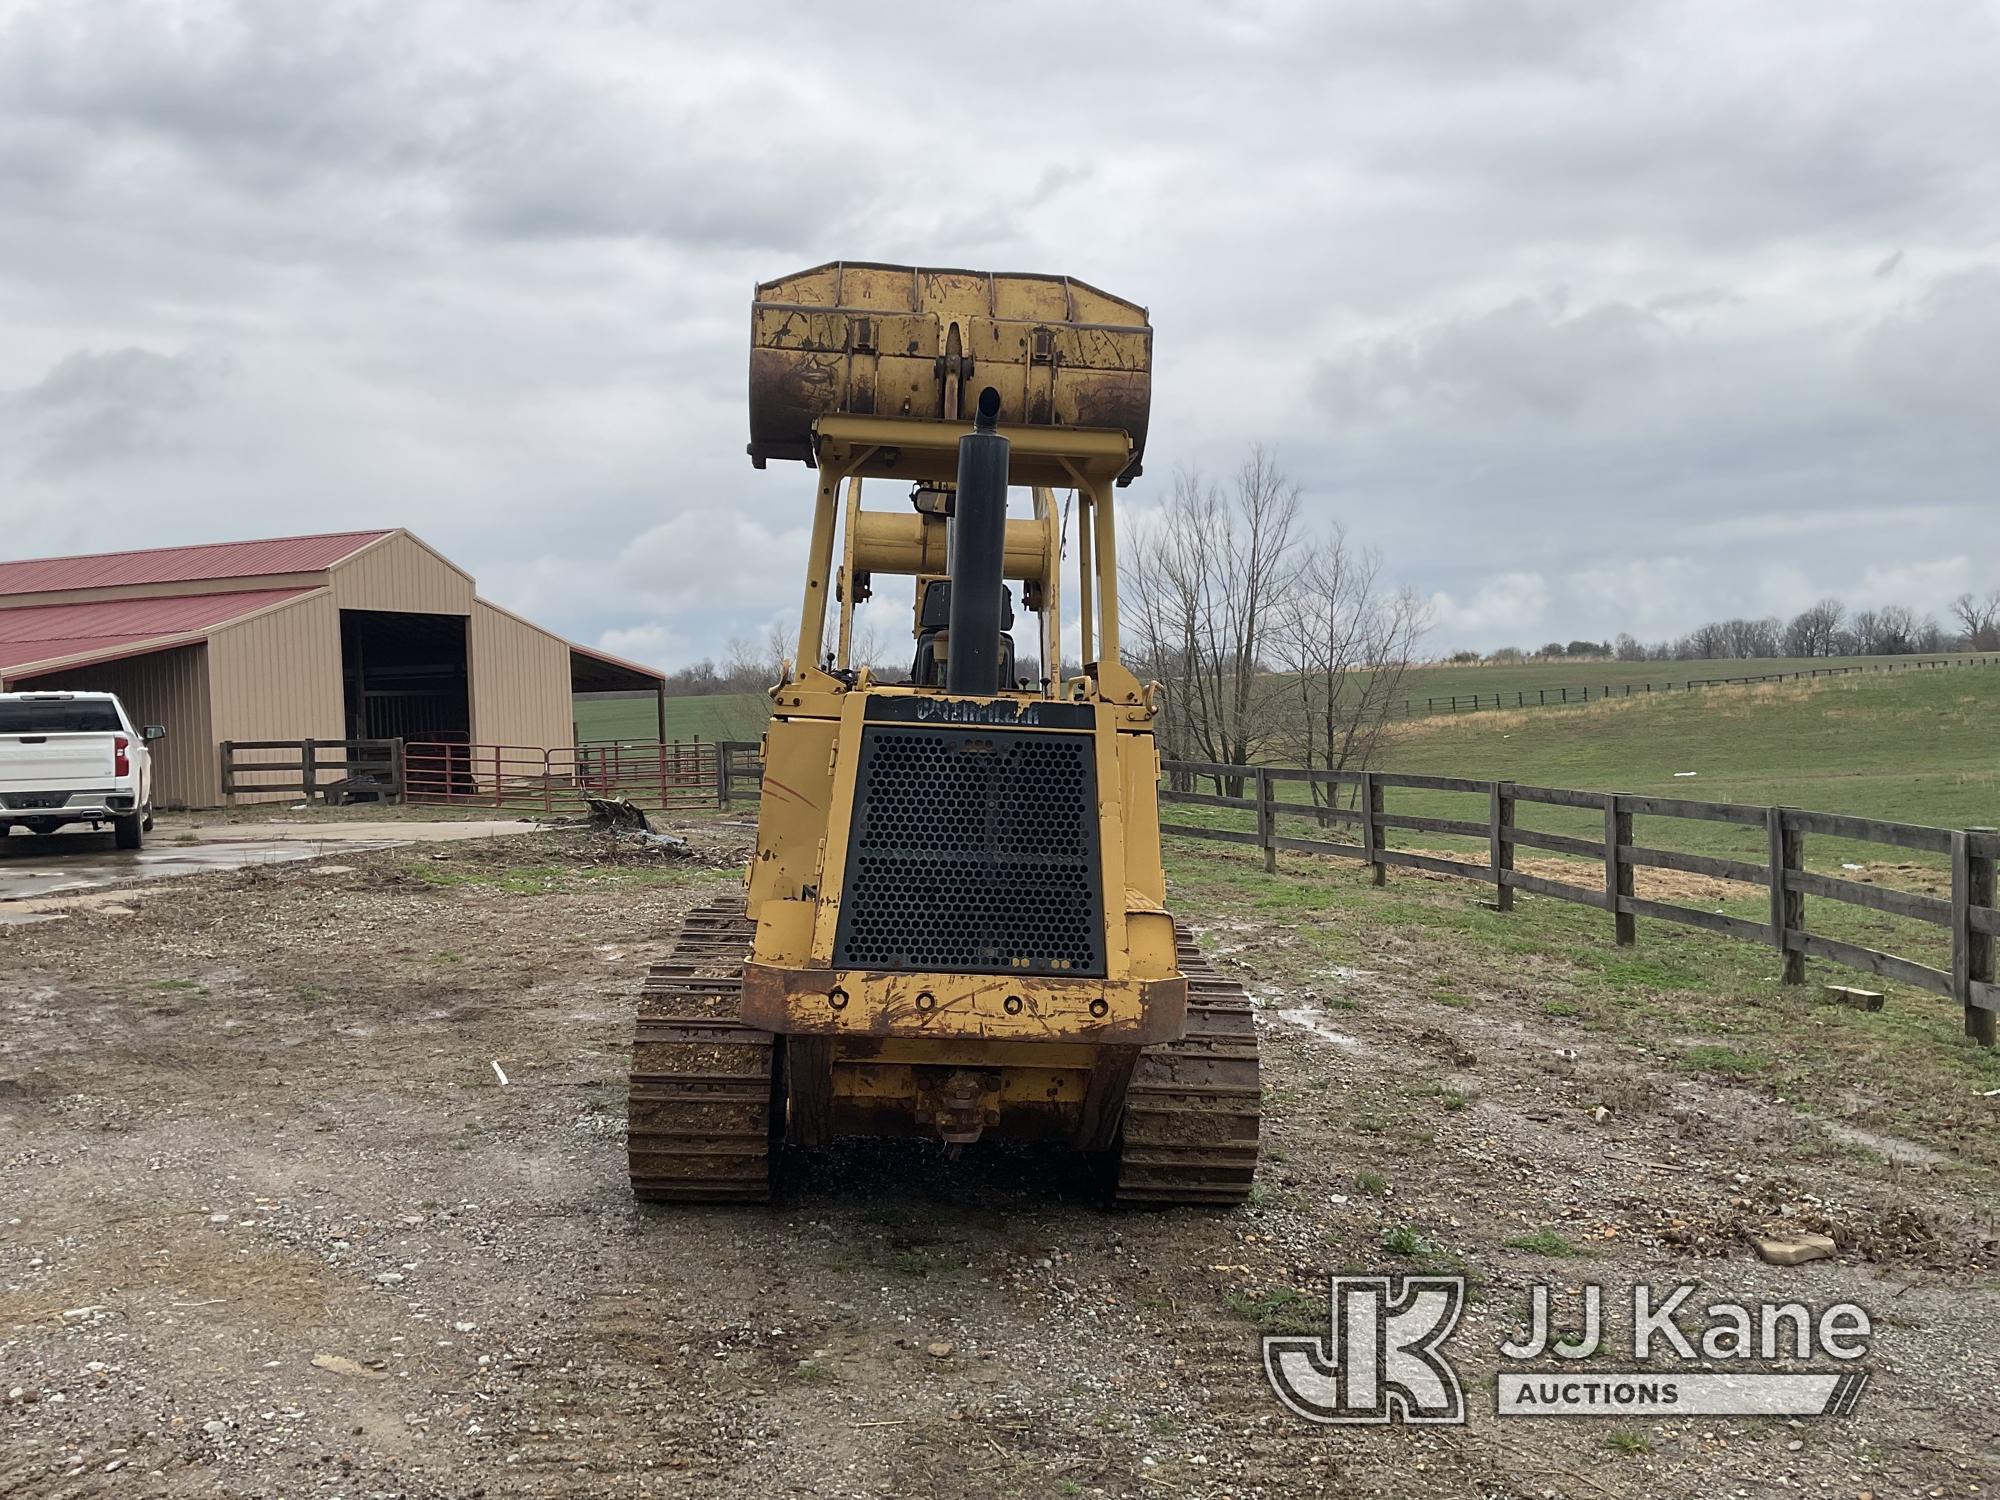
[1684,621,1730,658]
[1123,447,1302,791]
[1716,617,1781,658]
[720,623,792,690]
[1951,590,2000,650]
[1782,598,1845,657]
[704,624,791,738]
[1267,529,1430,817]
[1873,604,1920,654]
[850,616,890,677]
[665,658,723,695]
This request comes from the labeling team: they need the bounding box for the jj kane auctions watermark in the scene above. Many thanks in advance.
[1263,1276,1872,1425]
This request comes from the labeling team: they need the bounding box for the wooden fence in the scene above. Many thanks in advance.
[1159,759,1999,1047]
[220,738,404,805]
[1394,653,2000,717]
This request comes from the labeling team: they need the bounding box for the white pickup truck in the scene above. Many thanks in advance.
[0,692,165,850]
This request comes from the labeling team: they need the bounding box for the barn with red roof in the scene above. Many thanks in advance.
[0,529,664,807]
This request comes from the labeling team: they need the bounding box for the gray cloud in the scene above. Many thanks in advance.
[7,347,224,477]
[25,348,204,412]
[1315,294,1668,422]
[1863,267,2000,431]
[0,0,1996,661]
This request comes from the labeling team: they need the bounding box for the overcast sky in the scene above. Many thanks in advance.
[3,1,1996,665]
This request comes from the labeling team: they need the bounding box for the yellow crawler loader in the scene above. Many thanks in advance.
[627,262,1260,1203]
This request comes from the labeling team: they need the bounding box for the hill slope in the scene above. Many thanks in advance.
[1381,668,1997,832]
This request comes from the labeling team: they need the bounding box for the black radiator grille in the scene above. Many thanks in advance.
[833,726,1105,977]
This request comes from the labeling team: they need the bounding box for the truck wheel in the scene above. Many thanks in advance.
[142,806,155,833]
[114,813,144,851]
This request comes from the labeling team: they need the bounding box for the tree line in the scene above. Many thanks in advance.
[1456,591,2000,664]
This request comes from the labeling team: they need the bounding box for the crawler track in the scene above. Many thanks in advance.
[1113,933,1263,1204]
[628,903,1259,1206]
[625,896,776,1203]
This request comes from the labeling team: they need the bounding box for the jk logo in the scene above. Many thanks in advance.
[1263,1275,1467,1425]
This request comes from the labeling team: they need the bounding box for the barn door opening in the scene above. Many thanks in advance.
[340,610,470,743]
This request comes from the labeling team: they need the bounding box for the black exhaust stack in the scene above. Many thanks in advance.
[946,387,1009,695]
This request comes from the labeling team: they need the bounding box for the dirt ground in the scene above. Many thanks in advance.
[2,826,1995,1499]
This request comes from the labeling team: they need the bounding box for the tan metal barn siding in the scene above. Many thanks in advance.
[207,591,346,803]
[471,600,575,751]
[11,644,217,808]
[331,533,476,614]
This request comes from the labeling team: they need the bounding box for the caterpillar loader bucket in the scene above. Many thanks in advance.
[747,261,1153,482]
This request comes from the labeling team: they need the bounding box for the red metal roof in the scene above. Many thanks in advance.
[0,530,394,597]
[0,589,315,677]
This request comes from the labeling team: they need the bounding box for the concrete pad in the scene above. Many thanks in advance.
[176,819,542,845]
[0,908,69,928]
[0,819,543,909]
[0,834,402,904]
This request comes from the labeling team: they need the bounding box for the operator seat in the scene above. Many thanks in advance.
[911,578,1016,688]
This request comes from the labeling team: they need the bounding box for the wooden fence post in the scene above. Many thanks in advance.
[1954,828,1996,1048]
[221,742,236,809]
[717,745,732,809]
[389,739,406,804]
[1256,768,1276,873]
[300,739,318,804]
[1490,781,1514,912]
[1768,807,1806,984]
[1359,771,1384,886]
[1606,793,1635,945]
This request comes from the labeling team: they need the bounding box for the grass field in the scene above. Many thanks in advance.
[1390,651,1992,707]
[576,653,1993,743]
[1381,666,1998,832]
[574,691,767,743]
[1164,668,1999,988]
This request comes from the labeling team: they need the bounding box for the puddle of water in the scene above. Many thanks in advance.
[1817,1119,1946,1167]
[1273,1006,1369,1052]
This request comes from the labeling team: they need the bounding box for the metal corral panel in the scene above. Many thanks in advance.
[471,598,576,751]
[9,643,217,809]
[328,532,476,615]
[207,590,346,803]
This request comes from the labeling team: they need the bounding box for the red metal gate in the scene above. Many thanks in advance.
[402,739,760,815]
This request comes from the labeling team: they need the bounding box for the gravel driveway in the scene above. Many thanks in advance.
[1,828,1993,1498]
